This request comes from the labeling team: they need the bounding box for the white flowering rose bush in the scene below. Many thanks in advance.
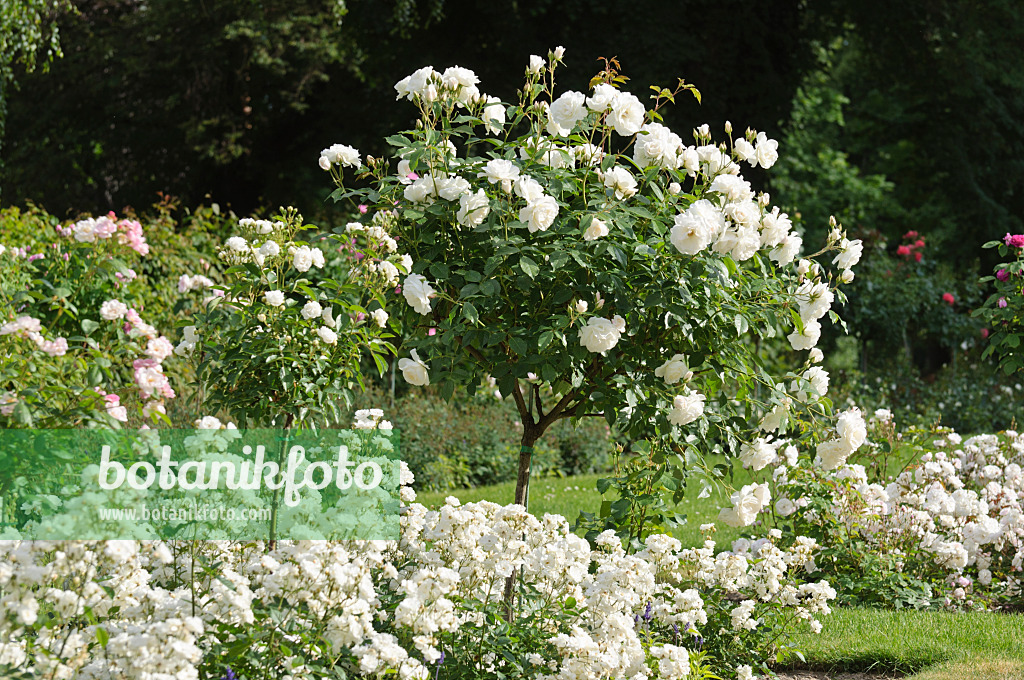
[325,50,862,506]
[721,407,1024,611]
[0,454,835,680]
[185,208,406,427]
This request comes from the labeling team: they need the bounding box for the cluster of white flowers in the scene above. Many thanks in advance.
[319,143,361,170]
[815,408,868,471]
[395,65,484,107]
[0,443,835,680]
[769,417,1024,606]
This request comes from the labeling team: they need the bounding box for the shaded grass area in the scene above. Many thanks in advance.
[413,468,750,548]
[787,607,1024,679]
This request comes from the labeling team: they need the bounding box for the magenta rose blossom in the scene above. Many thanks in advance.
[1003,233,1024,248]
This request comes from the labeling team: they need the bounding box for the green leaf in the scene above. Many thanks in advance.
[12,401,33,426]
[509,336,528,356]
[463,302,479,325]
[441,380,455,401]
[538,330,554,351]
[480,279,500,296]
[548,250,569,270]
[96,627,109,648]
[497,374,516,398]
[520,255,539,279]
[81,319,100,336]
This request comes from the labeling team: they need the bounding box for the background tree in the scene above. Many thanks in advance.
[0,0,73,199]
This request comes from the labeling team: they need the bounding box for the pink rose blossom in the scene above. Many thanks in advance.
[1004,233,1024,248]
[942,292,955,305]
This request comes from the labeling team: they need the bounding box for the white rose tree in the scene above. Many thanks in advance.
[325,51,862,509]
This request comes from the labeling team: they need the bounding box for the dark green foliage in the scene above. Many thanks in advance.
[1,0,815,218]
[351,384,613,491]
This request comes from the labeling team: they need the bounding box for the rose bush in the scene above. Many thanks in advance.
[718,407,1024,611]
[183,207,403,428]
[0,419,835,680]
[324,49,862,506]
[0,208,182,429]
[975,233,1024,375]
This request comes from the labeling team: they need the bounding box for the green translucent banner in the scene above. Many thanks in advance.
[0,428,401,540]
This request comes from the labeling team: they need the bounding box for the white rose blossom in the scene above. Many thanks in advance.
[718,483,771,527]
[754,132,778,169]
[100,299,129,321]
[480,159,521,193]
[579,316,624,353]
[671,200,724,255]
[583,217,609,241]
[264,290,285,307]
[403,274,435,315]
[668,390,705,426]
[399,349,430,385]
[547,90,587,136]
[316,326,338,345]
[457,189,491,227]
[654,354,692,385]
[482,96,506,133]
[301,300,323,320]
[603,166,637,199]
[520,195,559,233]
[833,237,864,270]
[609,91,645,136]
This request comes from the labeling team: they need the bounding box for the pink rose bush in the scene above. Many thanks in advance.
[976,233,1024,375]
[0,211,177,427]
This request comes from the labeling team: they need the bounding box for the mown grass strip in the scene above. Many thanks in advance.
[785,607,1024,678]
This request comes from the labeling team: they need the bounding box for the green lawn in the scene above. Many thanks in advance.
[414,466,752,548]
[789,607,1024,680]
